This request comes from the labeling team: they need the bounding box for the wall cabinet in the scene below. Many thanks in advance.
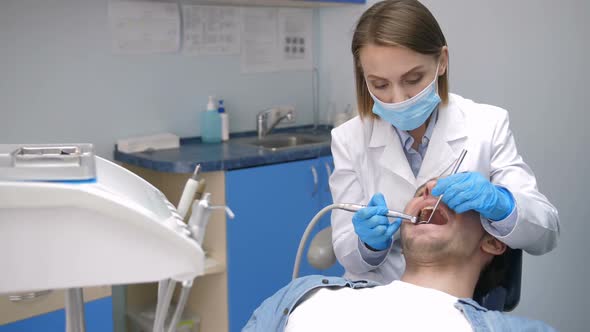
[226,156,343,332]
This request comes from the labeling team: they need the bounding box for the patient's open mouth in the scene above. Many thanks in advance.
[419,206,447,225]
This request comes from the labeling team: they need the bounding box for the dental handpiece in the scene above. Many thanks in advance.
[336,203,417,224]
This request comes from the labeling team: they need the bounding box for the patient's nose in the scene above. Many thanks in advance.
[424,181,437,198]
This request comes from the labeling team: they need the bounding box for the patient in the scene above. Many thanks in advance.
[243,180,556,331]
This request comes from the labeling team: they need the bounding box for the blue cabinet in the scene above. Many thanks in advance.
[0,297,113,332]
[226,156,343,332]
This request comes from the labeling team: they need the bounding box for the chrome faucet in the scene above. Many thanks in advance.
[257,108,294,139]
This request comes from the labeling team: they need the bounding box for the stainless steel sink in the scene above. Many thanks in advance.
[233,134,329,151]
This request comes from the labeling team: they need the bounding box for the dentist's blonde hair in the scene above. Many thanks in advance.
[352,0,449,119]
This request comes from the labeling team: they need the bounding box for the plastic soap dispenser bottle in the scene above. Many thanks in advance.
[218,99,229,141]
[200,96,222,143]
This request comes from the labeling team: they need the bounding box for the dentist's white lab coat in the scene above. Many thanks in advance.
[329,93,560,284]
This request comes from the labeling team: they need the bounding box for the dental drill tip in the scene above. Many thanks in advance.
[191,164,201,180]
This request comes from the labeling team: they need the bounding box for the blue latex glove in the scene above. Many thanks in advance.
[432,172,515,221]
[352,193,401,251]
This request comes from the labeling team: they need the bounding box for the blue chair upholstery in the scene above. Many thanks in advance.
[473,249,522,312]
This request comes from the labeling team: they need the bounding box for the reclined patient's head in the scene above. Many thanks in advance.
[401,179,507,269]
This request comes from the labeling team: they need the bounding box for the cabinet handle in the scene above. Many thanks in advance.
[8,290,52,302]
[324,161,332,192]
[310,165,318,196]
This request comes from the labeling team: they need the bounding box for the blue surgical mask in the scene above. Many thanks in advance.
[368,65,441,131]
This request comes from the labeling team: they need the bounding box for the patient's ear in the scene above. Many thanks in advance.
[480,234,506,256]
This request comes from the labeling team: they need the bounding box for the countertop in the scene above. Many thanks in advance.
[113,126,333,173]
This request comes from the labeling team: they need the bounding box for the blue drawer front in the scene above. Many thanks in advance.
[226,159,318,332]
[0,297,113,332]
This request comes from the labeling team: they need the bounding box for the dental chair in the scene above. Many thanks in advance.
[295,222,523,312]
[473,248,522,312]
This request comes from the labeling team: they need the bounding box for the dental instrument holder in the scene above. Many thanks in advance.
[0,144,96,181]
[177,165,201,220]
[0,144,206,332]
[153,192,234,332]
[188,192,234,246]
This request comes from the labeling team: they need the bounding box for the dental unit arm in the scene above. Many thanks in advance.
[292,203,416,280]
[0,144,208,332]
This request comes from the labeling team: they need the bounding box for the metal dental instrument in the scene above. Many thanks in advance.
[423,149,468,224]
[336,203,417,224]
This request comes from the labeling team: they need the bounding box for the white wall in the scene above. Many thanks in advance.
[319,1,589,331]
[0,0,316,158]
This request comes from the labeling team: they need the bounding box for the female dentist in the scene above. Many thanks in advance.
[329,0,560,283]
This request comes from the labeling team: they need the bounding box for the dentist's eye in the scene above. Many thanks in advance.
[405,77,422,85]
[404,74,423,85]
[373,83,389,90]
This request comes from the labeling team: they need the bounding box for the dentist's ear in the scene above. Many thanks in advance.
[481,234,507,256]
[438,46,449,76]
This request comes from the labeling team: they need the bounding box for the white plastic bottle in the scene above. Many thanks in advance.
[218,99,229,141]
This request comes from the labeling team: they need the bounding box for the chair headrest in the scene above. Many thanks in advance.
[473,249,522,311]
